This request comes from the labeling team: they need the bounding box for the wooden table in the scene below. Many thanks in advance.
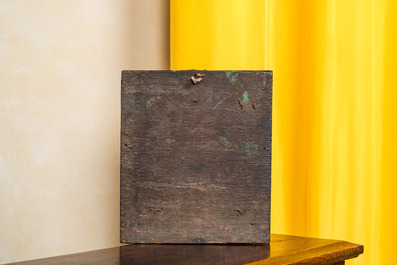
[6,234,363,265]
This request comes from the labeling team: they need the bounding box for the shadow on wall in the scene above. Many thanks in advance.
[0,0,169,263]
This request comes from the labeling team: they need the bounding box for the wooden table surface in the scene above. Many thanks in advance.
[6,234,363,265]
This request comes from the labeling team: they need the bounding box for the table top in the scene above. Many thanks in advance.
[6,234,363,265]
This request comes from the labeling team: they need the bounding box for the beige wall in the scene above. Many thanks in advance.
[0,1,169,263]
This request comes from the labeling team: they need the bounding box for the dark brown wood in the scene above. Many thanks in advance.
[120,70,272,244]
[6,234,363,265]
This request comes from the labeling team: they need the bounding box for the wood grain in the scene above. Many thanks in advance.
[120,70,272,244]
[248,234,363,265]
[6,234,363,265]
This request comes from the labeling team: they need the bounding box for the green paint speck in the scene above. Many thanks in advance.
[245,142,258,156]
[242,91,250,105]
[217,170,222,177]
[225,71,239,85]
[219,136,231,147]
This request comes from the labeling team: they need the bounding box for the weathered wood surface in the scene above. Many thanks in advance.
[6,234,363,265]
[120,70,272,244]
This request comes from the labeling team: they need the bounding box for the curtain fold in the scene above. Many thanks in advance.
[170,1,395,264]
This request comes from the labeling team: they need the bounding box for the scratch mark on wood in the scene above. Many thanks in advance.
[149,208,161,214]
[212,92,232,111]
[234,209,245,216]
[216,107,244,114]
[236,98,245,111]
[205,91,214,102]
[251,99,257,110]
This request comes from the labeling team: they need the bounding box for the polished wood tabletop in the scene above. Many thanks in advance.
[6,234,363,265]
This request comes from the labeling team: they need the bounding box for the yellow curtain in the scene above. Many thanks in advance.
[171,1,397,264]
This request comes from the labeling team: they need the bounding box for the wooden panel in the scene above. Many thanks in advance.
[6,234,363,265]
[120,70,272,244]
